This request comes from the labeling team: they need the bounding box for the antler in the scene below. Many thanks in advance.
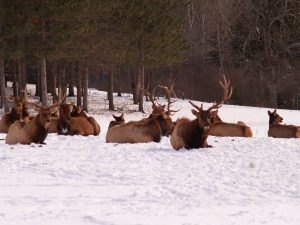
[144,87,160,111]
[207,75,233,112]
[157,85,179,115]
[189,101,203,112]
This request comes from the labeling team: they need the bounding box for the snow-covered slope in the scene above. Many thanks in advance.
[0,87,300,225]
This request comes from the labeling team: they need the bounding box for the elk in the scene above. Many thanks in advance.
[108,113,125,130]
[57,103,100,136]
[70,105,100,135]
[208,109,253,137]
[106,87,175,143]
[170,75,232,150]
[5,102,59,144]
[0,96,30,133]
[267,109,300,138]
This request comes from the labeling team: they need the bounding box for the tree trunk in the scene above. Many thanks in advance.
[108,69,114,111]
[68,61,75,96]
[0,58,9,112]
[12,59,18,96]
[17,59,22,97]
[21,61,27,96]
[115,69,121,97]
[76,61,82,106]
[36,59,41,97]
[83,64,89,112]
[50,61,58,103]
[138,40,145,113]
[58,60,66,102]
[131,69,138,104]
[40,56,48,107]
[269,68,278,108]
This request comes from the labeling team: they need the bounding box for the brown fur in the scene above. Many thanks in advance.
[57,104,98,136]
[267,109,300,138]
[171,76,233,150]
[106,118,162,143]
[106,111,174,144]
[0,97,30,133]
[170,109,212,150]
[48,117,59,133]
[209,121,253,137]
[5,104,58,144]
[108,113,125,130]
[70,105,100,135]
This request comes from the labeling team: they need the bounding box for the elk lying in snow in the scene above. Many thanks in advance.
[70,105,100,135]
[170,75,232,150]
[108,113,125,129]
[5,102,59,144]
[106,87,176,143]
[57,104,100,136]
[267,109,300,138]
[208,110,253,137]
[0,96,30,133]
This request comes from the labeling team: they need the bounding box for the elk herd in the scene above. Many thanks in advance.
[1,75,300,148]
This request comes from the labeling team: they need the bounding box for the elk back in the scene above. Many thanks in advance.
[268,125,300,138]
[106,119,161,143]
[68,117,95,136]
[209,122,253,137]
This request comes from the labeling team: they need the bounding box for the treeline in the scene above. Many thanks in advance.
[1,0,300,113]
[0,0,186,113]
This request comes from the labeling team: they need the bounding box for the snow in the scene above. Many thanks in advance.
[1,86,300,225]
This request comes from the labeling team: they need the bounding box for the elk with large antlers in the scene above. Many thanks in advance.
[170,75,232,150]
[267,109,300,138]
[5,102,60,144]
[0,96,30,133]
[106,87,175,143]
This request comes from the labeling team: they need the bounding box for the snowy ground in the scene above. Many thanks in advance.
[1,86,300,225]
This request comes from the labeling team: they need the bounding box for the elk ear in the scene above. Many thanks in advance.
[120,113,124,120]
[268,110,272,116]
[112,114,117,120]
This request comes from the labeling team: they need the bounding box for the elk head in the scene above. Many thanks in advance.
[268,109,283,125]
[113,113,125,123]
[28,102,60,129]
[146,85,178,137]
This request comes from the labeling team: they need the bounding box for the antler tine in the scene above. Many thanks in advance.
[189,101,202,111]
[207,75,233,112]
[144,87,158,110]
[157,84,176,113]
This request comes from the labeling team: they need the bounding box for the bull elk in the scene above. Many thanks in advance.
[106,87,176,143]
[108,113,125,129]
[5,102,59,144]
[267,109,300,138]
[170,75,232,150]
[0,96,30,133]
[57,103,100,136]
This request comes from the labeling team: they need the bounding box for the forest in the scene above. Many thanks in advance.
[1,0,300,112]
